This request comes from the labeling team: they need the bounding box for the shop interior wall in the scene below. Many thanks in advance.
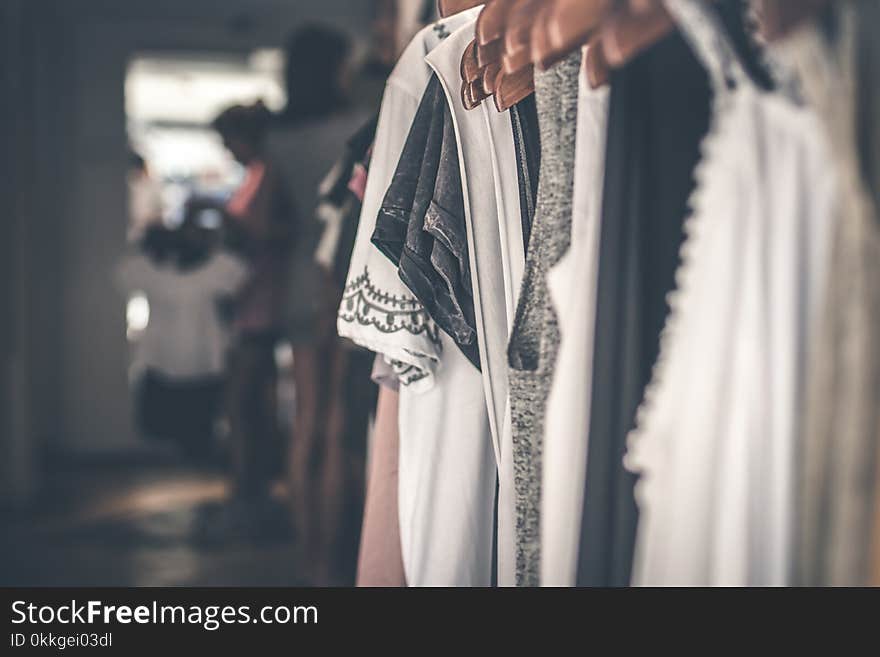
[0,0,373,505]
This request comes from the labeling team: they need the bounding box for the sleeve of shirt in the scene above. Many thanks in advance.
[337,74,444,391]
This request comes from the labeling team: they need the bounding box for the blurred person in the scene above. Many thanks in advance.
[116,213,248,463]
[269,24,372,344]
[190,102,296,539]
[267,25,377,583]
[126,150,164,244]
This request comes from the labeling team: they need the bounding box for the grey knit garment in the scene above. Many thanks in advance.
[789,0,880,586]
[507,51,581,587]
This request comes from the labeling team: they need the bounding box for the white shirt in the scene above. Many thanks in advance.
[337,8,495,586]
[117,251,248,379]
[426,17,527,587]
[540,53,609,587]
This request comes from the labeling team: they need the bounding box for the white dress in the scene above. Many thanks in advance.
[337,7,495,586]
[426,16,527,587]
[540,51,609,587]
[626,0,836,586]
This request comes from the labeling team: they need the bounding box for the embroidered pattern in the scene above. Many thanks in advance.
[339,267,442,345]
[390,359,430,386]
[433,21,450,41]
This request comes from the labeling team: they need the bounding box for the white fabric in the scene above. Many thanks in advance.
[338,9,495,586]
[540,51,609,587]
[427,17,526,587]
[337,19,461,388]
[397,331,494,586]
[626,0,836,586]
[116,251,248,379]
[314,198,346,270]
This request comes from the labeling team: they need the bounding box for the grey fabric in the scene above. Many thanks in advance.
[413,91,477,356]
[507,51,581,587]
[425,109,473,296]
[269,107,373,344]
[795,0,880,586]
[373,75,480,368]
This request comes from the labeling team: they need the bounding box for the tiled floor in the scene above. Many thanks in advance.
[0,461,311,587]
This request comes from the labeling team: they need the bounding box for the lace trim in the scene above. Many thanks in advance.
[338,267,442,345]
[389,359,430,386]
[624,0,755,496]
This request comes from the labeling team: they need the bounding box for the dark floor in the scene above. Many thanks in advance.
[0,459,308,587]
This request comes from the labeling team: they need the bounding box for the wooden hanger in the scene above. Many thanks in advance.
[495,0,540,109]
[494,64,536,111]
[461,80,479,109]
[463,79,491,109]
[437,0,485,18]
[458,0,537,111]
[461,39,482,82]
[600,0,675,69]
[531,4,562,72]
[759,0,833,41]
[482,60,502,93]
[476,39,504,68]
[460,39,490,108]
[537,0,612,71]
[458,1,502,111]
[476,0,517,45]
[503,0,545,74]
[584,35,610,89]
[471,79,490,103]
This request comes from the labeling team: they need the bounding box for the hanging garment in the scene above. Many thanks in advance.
[395,333,493,586]
[576,24,712,588]
[373,74,480,368]
[777,2,880,587]
[338,22,471,388]
[625,0,836,586]
[425,17,529,587]
[540,50,610,587]
[507,51,582,587]
[509,95,541,252]
[338,9,495,586]
[357,381,407,587]
[861,0,880,588]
